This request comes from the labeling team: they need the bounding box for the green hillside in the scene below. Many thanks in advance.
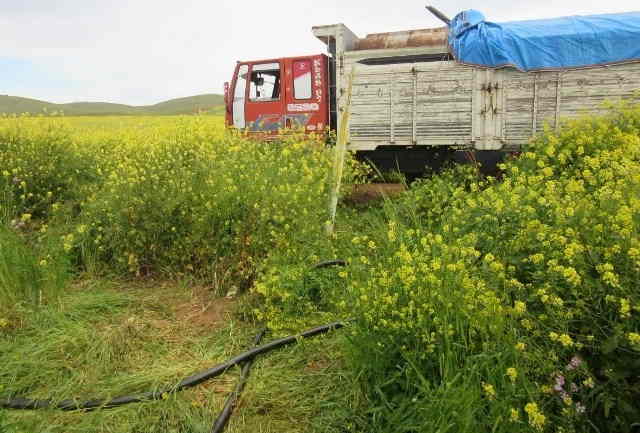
[146,94,224,115]
[0,94,224,116]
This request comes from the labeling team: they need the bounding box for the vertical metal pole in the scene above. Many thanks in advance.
[390,73,395,144]
[326,69,355,236]
[555,71,563,131]
[532,73,538,134]
[412,67,418,145]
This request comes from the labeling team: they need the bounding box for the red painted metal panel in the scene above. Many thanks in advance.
[224,81,231,126]
[283,54,329,135]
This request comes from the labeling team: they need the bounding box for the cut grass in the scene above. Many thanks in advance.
[0,279,354,433]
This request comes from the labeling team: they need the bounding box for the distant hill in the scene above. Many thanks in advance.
[0,94,225,116]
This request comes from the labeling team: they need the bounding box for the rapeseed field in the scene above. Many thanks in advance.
[1,106,639,432]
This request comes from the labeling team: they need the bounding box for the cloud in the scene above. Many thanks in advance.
[2,0,638,105]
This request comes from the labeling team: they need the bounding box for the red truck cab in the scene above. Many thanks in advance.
[224,54,331,136]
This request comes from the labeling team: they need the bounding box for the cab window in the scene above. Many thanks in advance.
[293,59,312,100]
[249,63,280,102]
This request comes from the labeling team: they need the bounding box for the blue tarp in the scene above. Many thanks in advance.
[448,10,640,71]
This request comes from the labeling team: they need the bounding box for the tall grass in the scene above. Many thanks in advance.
[0,227,68,321]
[0,183,14,227]
[0,279,357,433]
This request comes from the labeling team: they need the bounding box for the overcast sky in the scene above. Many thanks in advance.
[1,0,638,105]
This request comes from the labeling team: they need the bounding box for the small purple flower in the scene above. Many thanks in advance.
[553,374,567,392]
[566,356,582,371]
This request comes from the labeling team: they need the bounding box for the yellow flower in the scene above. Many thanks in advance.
[513,301,527,315]
[541,385,553,394]
[515,342,526,351]
[62,233,75,252]
[482,382,496,400]
[628,332,640,347]
[558,334,574,347]
[524,402,546,431]
[620,299,631,318]
[506,367,518,383]
[510,408,520,422]
[530,253,544,264]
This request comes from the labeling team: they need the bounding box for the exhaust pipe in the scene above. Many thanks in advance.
[426,5,451,25]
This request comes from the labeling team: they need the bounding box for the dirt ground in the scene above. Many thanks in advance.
[345,183,406,205]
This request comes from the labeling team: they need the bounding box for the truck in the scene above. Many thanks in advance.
[223,8,640,172]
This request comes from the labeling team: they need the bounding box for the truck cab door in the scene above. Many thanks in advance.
[283,55,329,133]
[244,61,285,133]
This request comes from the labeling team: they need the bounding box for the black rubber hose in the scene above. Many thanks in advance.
[211,329,266,433]
[311,259,347,270]
[0,321,345,411]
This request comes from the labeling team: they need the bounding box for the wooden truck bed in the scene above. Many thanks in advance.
[313,23,640,152]
[346,60,640,151]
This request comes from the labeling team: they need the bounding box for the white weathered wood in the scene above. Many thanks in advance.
[338,47,640,151]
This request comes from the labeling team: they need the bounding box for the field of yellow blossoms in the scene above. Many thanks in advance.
[253,103,640,432]
[1,105,639,433]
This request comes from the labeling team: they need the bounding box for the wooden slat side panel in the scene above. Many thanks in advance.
[415,68,473,142]
[500,64,640,145]
[534,72,562,134]
[342,57,640,150]
[501,70,534,142]
[347,60,474,145]
[559,66,640,119]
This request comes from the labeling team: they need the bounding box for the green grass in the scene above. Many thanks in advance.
[0,94,224,116]
[0,280,354,433]
[0,226,68,320]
